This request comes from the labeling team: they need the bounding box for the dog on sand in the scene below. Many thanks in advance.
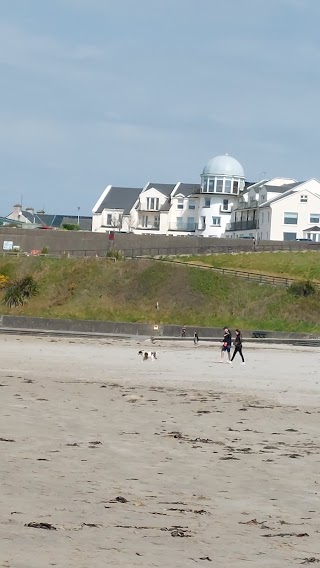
[138,350,158,361]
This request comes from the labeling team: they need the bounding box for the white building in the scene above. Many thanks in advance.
[226,178,320,241]
[196,154,245,237]
[258,179,320,242]
[92,153,246,237]
[92,186,142,233]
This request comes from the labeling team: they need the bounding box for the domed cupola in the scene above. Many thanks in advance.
[201,153,245,194]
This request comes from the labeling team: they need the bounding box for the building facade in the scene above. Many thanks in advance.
[92,154,246,238]
[92,154,320,241]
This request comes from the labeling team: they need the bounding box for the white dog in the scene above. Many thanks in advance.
[138,350,158,361]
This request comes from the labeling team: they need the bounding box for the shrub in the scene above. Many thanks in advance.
[0,274,9,288]
[41,246,49,255]
[106,250,125,261]
[4,275,39,308]
[287,280,316,297]
[62,224,80,231]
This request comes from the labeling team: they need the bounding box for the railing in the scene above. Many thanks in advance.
[134,225,160,231]
[168,223,197,232]
[235,200,258,210]
[3,240,320,260]
[226,220,258,231]
[147,258,320,288]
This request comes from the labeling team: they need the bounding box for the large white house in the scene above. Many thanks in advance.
[92,153,320,241]
[92,153,248,238]
[226,178,320,241]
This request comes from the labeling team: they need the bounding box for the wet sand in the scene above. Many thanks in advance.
[0,335,320,567]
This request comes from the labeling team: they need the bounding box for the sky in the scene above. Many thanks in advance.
[1,0,320,216]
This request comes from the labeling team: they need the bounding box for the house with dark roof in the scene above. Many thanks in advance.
[92,154,249,237]
[7,205,92,230]
[226,178,320,241]
[92,186,142,232]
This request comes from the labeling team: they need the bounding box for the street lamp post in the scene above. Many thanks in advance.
[77,207,80,226]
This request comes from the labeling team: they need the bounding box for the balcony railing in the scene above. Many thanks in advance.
[168,222,197,232]
[226,220,258,231]
[137,206,161,212]
[135,224,160,231]
[234,200,258,210]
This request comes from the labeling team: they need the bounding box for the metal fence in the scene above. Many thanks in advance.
[151,258,295,287]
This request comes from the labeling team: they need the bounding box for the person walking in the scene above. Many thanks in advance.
[193,330,199,345]
[220,327,232,363]
[231,329,245,364]
[181,325,186,338]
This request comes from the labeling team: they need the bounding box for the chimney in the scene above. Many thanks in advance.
[12,204,22,219]
[26,207,34,214]
[36,210,45,215]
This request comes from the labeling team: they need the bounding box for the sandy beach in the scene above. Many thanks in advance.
[0,334,320,567]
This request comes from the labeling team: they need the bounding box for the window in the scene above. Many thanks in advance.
[107,213,112,225]
[216,179,223,192]
[261,212,264,223]
[283,232,297,241]
[307,233,311,239]
[142,215,149,228]
[208,180,215,192]
[284,212,298,225]
[147,197,159,210]
[202,180,208,192]
[154,216,160,228]
[300,195,308,203]
[177,198,184,209]
[176,217,183,229]
[232,180,239,194]
[222,199,229,211]
[204,197,211,207]
[212,216,221,226]
[310,214,320,224]
[188,199,195,210]
[225,179,232,193]
[187,217,195,230]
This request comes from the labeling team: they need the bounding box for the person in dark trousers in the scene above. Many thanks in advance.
[220,327,232,363]
[231,329,245,364]
[194,330,199,345]
[181,325,186,338]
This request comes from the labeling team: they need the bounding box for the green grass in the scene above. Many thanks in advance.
[183,250,320,280]
[0,255,320,332]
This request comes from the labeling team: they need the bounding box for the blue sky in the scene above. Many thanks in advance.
[1,0,319,215]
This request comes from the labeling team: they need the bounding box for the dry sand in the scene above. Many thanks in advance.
[0,334,320,567]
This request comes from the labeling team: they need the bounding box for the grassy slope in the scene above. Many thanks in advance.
[0,255,320,332]
[184,251,320,280]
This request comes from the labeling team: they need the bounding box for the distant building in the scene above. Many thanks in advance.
[226,178,320,241]
[92,154,248,238]
[92,154,320,241]
[7,205,92,231]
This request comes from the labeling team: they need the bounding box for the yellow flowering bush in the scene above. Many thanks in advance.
[0,274,9,288]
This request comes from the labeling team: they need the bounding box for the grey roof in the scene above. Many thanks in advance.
[160,199,171,211]
[304,225,320,232]
[260,189,296,207]
[21,210,92,229]
[95,186,142,214]
[174,183,201,197]
[143,182,176,196]
[265,182,301,193]
[241,181,261,195]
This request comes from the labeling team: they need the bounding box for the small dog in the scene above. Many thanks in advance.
[138,350,157,361]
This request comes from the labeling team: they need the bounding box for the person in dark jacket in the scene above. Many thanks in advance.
[220,327,232,363]
[231,329,245,364]
[194,330,199,345]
